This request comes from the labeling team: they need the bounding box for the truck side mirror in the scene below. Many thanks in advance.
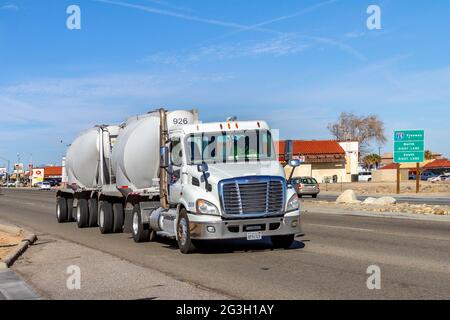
[197,163,209,173]
[289,159,301,168]
[160,146,170,168]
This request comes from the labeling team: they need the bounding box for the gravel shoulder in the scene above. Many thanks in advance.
[0,230,24,262]
[12,233,230,300]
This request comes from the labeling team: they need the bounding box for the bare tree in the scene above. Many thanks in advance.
[328,112,387,153]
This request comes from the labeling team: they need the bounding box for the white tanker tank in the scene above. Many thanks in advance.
[111,110,198,190]
[66,125,121,189]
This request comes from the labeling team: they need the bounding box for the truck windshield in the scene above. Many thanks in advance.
[186,130,275,164]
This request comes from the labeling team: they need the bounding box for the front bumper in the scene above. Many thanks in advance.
[188,211,302,240]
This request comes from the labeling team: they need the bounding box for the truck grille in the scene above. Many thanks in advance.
[219,176,285,218]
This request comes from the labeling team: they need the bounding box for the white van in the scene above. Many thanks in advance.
[358,171,372,182]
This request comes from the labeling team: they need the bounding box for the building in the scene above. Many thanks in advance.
[373,160,436,182]
[338,141,360,178]
[277,140,356,183]
[423,159,450,173]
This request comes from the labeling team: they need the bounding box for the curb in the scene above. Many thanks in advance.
[0,224,37,268]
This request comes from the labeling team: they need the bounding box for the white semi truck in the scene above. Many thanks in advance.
[56,109,302,253]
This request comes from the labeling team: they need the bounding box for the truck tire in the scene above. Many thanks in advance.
[88,198,98,227]
[112,203,124,233]
[132,205,150,243]
[67,198,76,222]
[76,199,89,228]
[271,234,295,249]
[177,209,196,254]
[56,197,68,223]
[98,201,113,234]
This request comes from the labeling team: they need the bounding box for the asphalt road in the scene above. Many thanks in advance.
[1,188,449,299]
[311,193,450,206]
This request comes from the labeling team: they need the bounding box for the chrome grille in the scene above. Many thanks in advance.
[220,177,285,217]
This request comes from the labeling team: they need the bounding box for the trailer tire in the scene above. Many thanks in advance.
[98,201,114,234]
[67,198,75,222]
[56,197,68,223]
[271,234,295,249]
[88,198,98,227]
[112,203,124,233]
[76,199,89,228]
[177,209,196,254]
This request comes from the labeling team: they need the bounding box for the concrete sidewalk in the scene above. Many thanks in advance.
[0,269,40,300]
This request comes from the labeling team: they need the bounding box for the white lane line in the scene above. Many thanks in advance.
[307,223,375,233]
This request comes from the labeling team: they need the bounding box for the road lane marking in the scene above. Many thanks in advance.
[307,223,375,233]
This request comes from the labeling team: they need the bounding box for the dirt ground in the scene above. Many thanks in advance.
[0,230,23,261]
[319,181,450,195]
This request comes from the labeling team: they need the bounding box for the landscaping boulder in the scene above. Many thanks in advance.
[336,190,360,204]
[373,197,397,205]
[363,197,377,205]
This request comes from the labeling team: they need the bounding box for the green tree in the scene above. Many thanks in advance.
[363,154,382,169]
[424,150,433,160]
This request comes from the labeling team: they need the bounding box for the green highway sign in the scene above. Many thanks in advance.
[393,130,425,163]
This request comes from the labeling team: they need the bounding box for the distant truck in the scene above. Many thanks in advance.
[56,109,302,253]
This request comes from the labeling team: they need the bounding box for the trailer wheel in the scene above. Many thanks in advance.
[112,203,124,233]
[271,234,295,249]
[67,198,75,222]
[76,199,89,228]
[132,205,150,243]
[56,197,68,223]
[177,209,196,254]
[98,201,113,234]
[88,198,98,227]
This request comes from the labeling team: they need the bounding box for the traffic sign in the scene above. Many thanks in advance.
[393,130,425,163]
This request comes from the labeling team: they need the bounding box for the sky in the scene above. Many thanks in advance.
[0,0,449,168]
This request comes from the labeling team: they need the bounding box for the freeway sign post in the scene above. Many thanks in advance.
[393,130,425,194]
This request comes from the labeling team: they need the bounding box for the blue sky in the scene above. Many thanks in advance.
[0,0,449,167]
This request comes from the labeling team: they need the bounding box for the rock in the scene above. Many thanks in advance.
[433,209,446,215]
[363,197,377,205]
[336,190,360,204]
[373,197,397,205]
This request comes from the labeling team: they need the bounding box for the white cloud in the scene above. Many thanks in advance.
[142,36,310,66]
[0,3,18,11]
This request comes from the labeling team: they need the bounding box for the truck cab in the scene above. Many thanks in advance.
[161,120,302,252]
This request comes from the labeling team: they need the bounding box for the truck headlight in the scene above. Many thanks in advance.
[286,194,299,212]
[196,199,219,215]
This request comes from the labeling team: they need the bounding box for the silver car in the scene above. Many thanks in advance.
[289,177,320,198]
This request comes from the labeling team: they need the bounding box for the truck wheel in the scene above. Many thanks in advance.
[271,234,295,249]
[132,205,150,243]
[56,197,68,223]
[177,209,196,254]
[112,203,124,233]
[67,198,76,222]
[88,198,98,227]
[76,199,89,228]
[98,201,113,234]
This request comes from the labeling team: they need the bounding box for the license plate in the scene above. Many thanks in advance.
[247,231,262,241]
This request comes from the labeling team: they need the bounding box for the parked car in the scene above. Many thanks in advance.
[39,182,52,190]
[428,175,450,182]
[6,182,16,188]
[421,171,438,181]
[289,176,320,198]
[358,172,372,182]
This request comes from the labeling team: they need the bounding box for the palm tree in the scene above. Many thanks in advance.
[424,150,433,160]
[363,154,382,170]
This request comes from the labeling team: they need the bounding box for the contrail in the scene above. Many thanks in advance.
[94,0,366,61]
[93,0,281,35]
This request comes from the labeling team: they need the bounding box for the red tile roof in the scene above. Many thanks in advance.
[276,140,345,155]
[379,163,399,170]
[424,159,450,169]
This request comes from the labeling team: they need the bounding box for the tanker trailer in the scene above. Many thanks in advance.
[56,108,302,254]
[56,125,120,228]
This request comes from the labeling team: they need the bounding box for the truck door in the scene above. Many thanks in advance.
[169,137,184,204]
